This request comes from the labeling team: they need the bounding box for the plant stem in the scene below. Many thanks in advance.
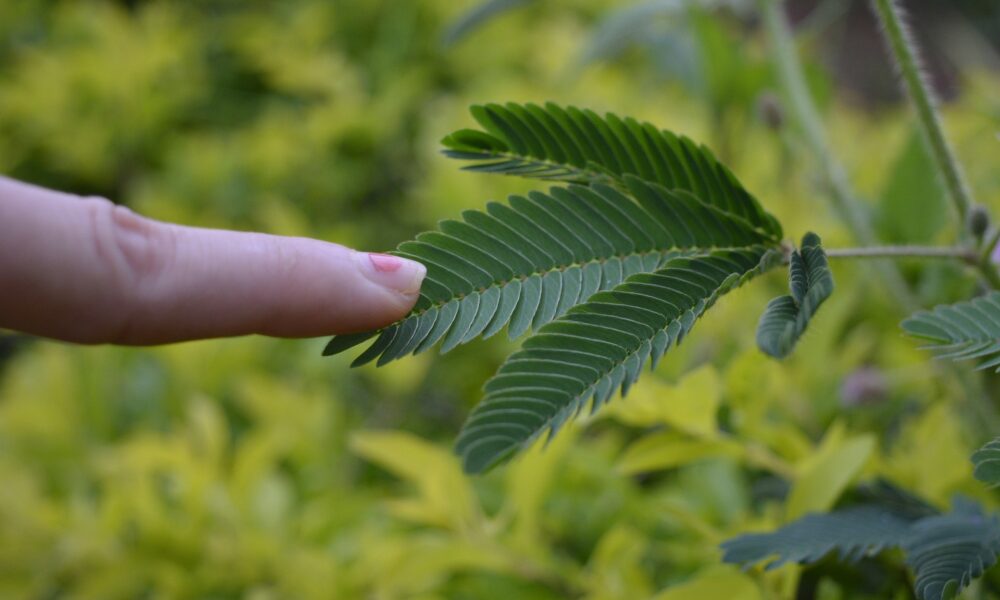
[759,0,917,311]
[826,245,1000,289]
[974,229,1000,290]
[871,0,974,230]
[978,257,1000,290]
[979,228,1000,265]
[874,0,1000,290]
[825,245,976,261]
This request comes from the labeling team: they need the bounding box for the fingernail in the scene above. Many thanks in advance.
[354,252,425,294]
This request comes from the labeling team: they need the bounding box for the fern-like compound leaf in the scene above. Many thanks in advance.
[441,102,783,239]
[755,232,834,359]
[723,499,1000,600]
[455,247,782,473]
[720,506,916,570]
[324,177,777,366]
[901,291,1000,372]
[323,103,789,473]
[972,437,1000,486]
[904,501,1000,600]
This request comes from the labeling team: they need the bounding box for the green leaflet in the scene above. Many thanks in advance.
[755,232,834,359]
[972,437,1000,486]
[455,247,782,474]
[441,102,783,240]
[901,291,1000,372]
[324,178,778,366]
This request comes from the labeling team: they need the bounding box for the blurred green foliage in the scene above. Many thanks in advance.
[2,0,1000,598]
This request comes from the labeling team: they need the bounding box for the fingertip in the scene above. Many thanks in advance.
[262,242,424,336]
[257,242,425,336]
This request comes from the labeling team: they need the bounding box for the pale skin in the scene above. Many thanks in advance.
[0,176,426,345]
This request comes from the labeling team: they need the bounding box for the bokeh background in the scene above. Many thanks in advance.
[2,1,1000,598]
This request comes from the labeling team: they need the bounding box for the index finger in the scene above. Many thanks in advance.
[0,176,425,344]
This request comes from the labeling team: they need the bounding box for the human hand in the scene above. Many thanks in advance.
[0,176,425,344]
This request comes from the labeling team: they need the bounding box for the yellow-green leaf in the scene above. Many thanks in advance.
[787,427,874,520]
[505,423,578,550]
[653,565,761,600]
[618,433,743,475]
[585,525,654,599]
[350,431,480,531]
[606,365,722,438]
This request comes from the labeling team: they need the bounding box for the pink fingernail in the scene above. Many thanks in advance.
[369,253,403,273]
[353,251,426,295]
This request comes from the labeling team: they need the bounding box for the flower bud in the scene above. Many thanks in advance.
[839,367,889,408]
[968,204,990,240]
[756,92,784,131]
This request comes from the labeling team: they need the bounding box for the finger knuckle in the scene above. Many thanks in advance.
[84,197,175,341]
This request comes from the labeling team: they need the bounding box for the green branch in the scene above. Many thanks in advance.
[825,245,976,262]
[870,0,1000,290]
[826,245,1000,289]
[979,256,1000,290]
[980,228,1000,265]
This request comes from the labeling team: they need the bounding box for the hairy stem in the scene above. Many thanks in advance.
[825,245,976,261]
[871,0,974,229]
[979,228,1000,265]
[978,258,1000,290]
[759,0,917,311]
[826,245,1000,289]
[979,227,1000,263]
[977,228,1000,290]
